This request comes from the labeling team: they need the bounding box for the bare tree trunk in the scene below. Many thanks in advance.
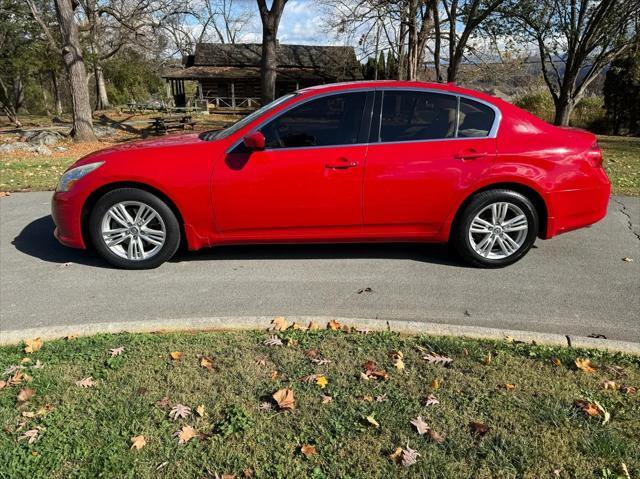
[553,94,574,126]
[51,70,63,117]
[40,73,51,116]
[407,0,418,80]
[95,64,110,110]
[55,0,96,141]
[257,0,287,104]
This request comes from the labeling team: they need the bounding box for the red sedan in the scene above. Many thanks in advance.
[51,81,610,269]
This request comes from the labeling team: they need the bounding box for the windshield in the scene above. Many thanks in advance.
[199,93,297,141]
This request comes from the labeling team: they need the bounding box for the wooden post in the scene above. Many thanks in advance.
[231,82,236,109]
[198,83,203,100]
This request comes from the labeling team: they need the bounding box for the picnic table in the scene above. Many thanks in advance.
[152,115,196,134]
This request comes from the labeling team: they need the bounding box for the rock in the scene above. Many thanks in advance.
[56,146,68,152]
[94,125,118,138]
[0,142,32,153]
[34,145,52,156]
[19,130,65,146]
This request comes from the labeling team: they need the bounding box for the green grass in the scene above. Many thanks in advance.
[0,327,638,479]
[599,135,640,196]
[0,156,72,192]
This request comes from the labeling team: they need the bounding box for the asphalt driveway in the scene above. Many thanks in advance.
[1,192,638,341]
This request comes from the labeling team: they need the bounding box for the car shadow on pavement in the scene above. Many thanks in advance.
[173,242,468,267]
[15,215,468,268]
[12,215,107,267]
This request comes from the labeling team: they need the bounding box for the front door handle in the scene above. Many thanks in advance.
[454,149,487,161]
[325,158,358,169]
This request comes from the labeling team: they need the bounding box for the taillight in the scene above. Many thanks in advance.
[587,142,603,168]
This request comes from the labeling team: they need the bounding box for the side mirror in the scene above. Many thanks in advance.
[243,131,265,151]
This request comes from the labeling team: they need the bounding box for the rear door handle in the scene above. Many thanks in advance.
[325,158,358,169]
[454,150,487,161]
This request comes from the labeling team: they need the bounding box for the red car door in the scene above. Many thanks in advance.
[213,91,372,238]
[363,90,498,237]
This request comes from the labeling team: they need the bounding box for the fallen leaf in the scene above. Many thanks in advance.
[75,377,96,388]
[401,446,419,467]
[425,394,439,406]
[304,349,320,358]
[243,468,254,478]
[389,447,402,462]
[9,371,31,385]
[327,319,343,330]
[376,394,388,402]
[155,396,171,408]
[3,365,23,376]
[109,347,125,357]
[501,384,516,391]
[169,404,191,420]
[622,257,634,262]
[35,404,54,416]
[299,374,318,383]
[365,414,379,428]
[410,416,430,435]
[307,321,321,330]
[574,399,599,417]
[360,361,389,380]
[483,353,492,365]
[321,394,332,404]
[22,411,36,418]
[130,435,146,450]
[272,388,295,410]
[24,338,43,354]
[32,360,44,369]
[20,358,32,364]
[64,335,78,341]
[390,351,405,371]
[356,328,371,335]
[310,357,331,366]
[429,429,445,444]
[602,380,619,390]
[196,405,206,417]
[270,370,281,380]
[300,444,317,457]
[621,385,637,395]
[423,353,453,365]
[430,378,441,390]
[254,357,267,366]
[18,429,40,444]
[270,316,289,331]
[0,380,6,390]
[286,338,298,347]
[0,191,11,197]
[469,421,490,437]
[551,357,562,366]
[291,322,306,330]
[594,400,610,425]
[362,395,374,402]
[575,357,596,373]
[263,335,283,347]
[17,387,36,402]
[200,356,214,371]
[174,425,197,444]
[169,351,183,361]
[259,401,273,411]
[315,375,328,389]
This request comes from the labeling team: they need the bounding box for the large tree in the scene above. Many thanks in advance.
[496,0,640,125]
[27,0,96,141]
[257,0,288,103]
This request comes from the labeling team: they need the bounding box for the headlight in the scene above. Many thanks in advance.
[56,162,104,192]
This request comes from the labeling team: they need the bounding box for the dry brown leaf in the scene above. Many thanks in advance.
[169,404,191,420]
[389,447,403,462]
[390,351,405,371]
[575,357,597,373]
[401,446,419,467]
[0,380,6,390]
[18,429,40,444]
[300,444,317,457]
[286,338,299,347]
[327,319,342,330]
[17,387,36,402]
[602,380,619,390]
[130,435,146,450]
[410,416,430,435]
[272,388,295,410]
[9,371,31,385]
[622,257,634,262]
[24,338,43,354]
[425,394,439,407]
[376,394,388,402]
[169,351,183,361]
[429,429,445,444]
[430,378,441,390]
[20,358,32,364]
[365,414,379,428]
[291,322,306,330]
[200,356,214,371]
[483,353,492,365]
[32,360,44,369]
[270,371,281,381]
[469,421,490,437]
[423,353,453,365]
[574,399,600,417]
[196,405,206,417]
[621,385,637,395]
[270,316,289,331]
[551,357,562,366]
[243,468,254,478]
[155,396,171,408]
[308,321,321,330]
[501,384,516,391]
[304,349,320,358]
[321,394,332,404]
[22,411,36,418]
[362,395,374,402]
[254,357,267,366]
[263,336,283,347]
[109,347,125,357]
[174,425,197,444]
[75,377,96,388]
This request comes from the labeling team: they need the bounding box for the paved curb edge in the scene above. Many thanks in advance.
[1,316,639,354]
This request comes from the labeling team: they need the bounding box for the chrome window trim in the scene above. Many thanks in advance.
[225,85,502,154]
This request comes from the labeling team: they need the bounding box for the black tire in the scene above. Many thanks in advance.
[452,189,539,268]
[89,188,181,269]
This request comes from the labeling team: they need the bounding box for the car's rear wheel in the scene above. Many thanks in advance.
[452,189,539,268]
[89,188,180,269]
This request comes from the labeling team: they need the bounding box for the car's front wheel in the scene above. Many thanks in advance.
[452,189,539,268]
[89,188,181,269]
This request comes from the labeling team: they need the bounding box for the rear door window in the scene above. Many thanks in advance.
[379,91,458,142]
[457,98,496,137]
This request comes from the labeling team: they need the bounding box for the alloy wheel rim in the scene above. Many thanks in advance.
[468,202,528,259]
[101,201,166,261]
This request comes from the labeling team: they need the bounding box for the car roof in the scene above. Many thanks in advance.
[297,80,503,107]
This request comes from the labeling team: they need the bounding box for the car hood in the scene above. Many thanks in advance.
[71,132,207,168]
